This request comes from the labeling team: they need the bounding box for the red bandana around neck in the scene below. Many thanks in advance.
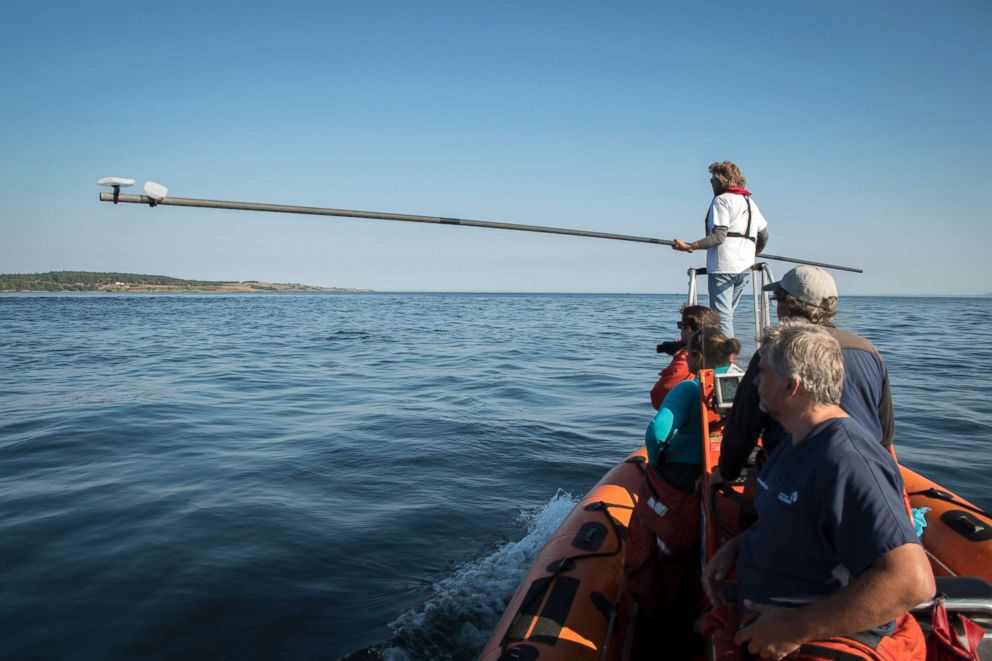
[704,186,753,232]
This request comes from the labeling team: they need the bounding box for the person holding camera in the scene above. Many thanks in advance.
[651,305,720,409]
[626,328,743,656]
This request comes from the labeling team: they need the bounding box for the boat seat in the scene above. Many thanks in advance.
[937,576,992,600]
[719,577,992,616]
[911,577,992,659]
[912,577,992,617]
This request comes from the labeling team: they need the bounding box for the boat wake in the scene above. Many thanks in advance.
[379,490,578,661]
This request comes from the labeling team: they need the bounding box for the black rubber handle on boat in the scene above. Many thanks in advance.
[709,482,744,536]
[98,192,865,273]
[907,488,991,518]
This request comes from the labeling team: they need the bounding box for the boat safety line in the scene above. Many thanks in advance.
[500,498,627,656]
[923,548,957,577]
[98,192,864,273]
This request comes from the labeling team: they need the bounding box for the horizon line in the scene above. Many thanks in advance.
[3,290,988,298]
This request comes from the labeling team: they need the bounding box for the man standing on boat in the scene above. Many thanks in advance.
[718,265,895,483]
[701,323,934,660]
[672,161,769,340]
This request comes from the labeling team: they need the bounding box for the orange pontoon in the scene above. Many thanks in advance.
[481,372,992,660]
[483,265,992,660]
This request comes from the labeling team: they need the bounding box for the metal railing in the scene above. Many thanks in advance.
[686,262,775,345]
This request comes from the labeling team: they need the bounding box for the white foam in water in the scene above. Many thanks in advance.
[381,490,578,661]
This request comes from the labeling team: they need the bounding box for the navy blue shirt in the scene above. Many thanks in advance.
[738,417,918,611]
[837,346,886,442]
[719,325,895,481]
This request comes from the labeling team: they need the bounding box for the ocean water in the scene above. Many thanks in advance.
[2,292,990,659]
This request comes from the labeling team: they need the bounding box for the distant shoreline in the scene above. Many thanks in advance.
[0,284,373,293]
[0,274,987,297]
[0,287,374,293]
[0,271,372,293]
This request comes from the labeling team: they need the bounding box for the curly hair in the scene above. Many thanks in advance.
[708,161,746,189]
[776,290,838,324]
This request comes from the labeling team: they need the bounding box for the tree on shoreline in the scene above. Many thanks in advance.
[0,271,223,291]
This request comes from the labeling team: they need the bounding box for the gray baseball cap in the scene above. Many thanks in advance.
[763,265,839,306]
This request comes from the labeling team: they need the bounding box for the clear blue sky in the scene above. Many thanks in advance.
[1,1,989,294]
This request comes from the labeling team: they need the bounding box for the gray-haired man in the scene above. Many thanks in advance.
[701,323,934,659]
[718,265,894,482]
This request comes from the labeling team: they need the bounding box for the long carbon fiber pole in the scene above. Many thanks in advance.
[99,192,863,273]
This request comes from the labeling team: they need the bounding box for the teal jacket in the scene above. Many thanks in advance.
[645,365,733,467]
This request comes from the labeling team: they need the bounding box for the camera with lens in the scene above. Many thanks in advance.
[656,340,686,355]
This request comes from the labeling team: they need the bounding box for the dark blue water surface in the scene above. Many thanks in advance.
[2,293,990,659]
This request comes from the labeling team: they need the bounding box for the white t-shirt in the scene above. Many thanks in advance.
[706,193,768,274]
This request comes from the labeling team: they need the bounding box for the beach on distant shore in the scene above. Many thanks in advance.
[53,281,373,293]
[0,271,372,293]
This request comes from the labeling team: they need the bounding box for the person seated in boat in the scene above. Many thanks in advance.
[625,329,742,648]
[650,305,720,409]
[646,329,742,490]
[717,265,894,483]
[701,322,934,660]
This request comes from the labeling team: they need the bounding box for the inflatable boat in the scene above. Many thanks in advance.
[482,267,992,661]
[480,367,992,660]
